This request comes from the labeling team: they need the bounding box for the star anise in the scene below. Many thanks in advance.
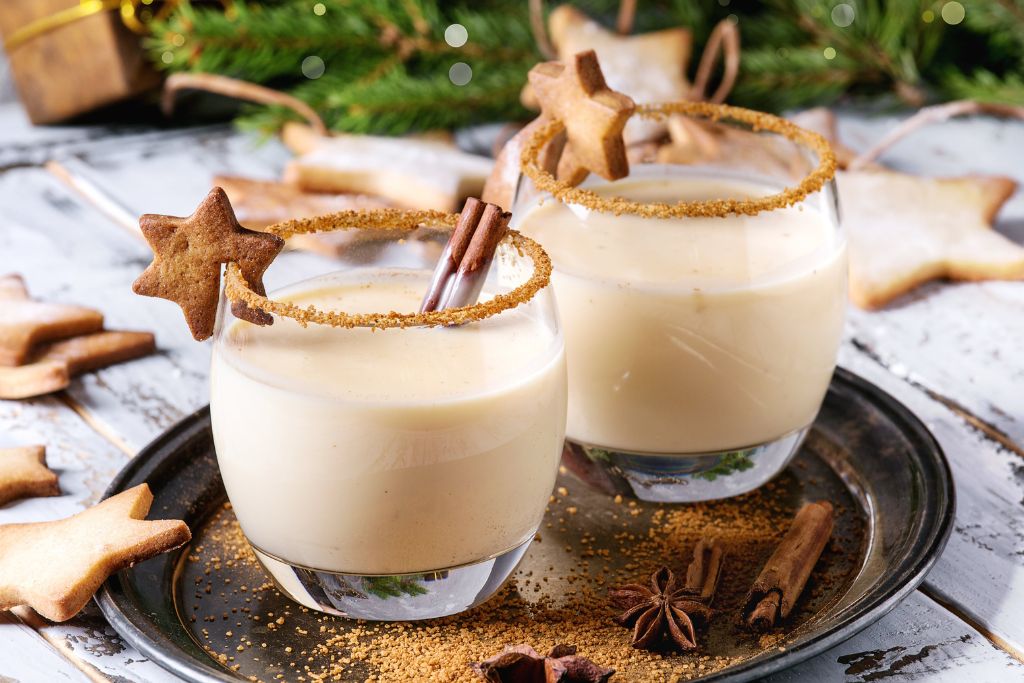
[608,566,713,652]
[470,643,614,683]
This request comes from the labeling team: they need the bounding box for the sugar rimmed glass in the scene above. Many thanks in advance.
[208,218,566,620]
[513,103,845,503]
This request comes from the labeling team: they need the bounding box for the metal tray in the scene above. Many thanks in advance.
[96,368,954,682]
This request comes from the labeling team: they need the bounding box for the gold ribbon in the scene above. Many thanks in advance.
[4,0,173,51]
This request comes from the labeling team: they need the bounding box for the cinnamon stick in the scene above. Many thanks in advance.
[684,537,724,604]
[420,198,485,312]
[420,198,510,313]
[743,501,834,631]
[439,203,510,309]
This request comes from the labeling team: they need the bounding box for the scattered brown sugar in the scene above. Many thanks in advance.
[179,456,865,683]
[520,101,838,219]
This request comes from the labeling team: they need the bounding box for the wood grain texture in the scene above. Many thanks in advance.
[838,111,1024,451]
[0,609,93,682]
[0,395,178,682]
[0,114,1020,681]
[839,346,1024,658]
[766,592,1024,682]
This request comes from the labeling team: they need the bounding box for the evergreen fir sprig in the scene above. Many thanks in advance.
[150,0,1024,135]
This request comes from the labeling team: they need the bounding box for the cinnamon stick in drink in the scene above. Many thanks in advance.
[421,198,511,312]
[440,203,510,309]
[744,501,834,631]
[420,198,485,312]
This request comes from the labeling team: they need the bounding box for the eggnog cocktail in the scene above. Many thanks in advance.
[520,170,845,452]
[211,257,565,618]
[518,136,843,502]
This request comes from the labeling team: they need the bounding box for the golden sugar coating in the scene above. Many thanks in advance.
[521,101,838,218]
[223,209,552,329]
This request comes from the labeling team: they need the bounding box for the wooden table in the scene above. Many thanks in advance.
[1,100,1023,682]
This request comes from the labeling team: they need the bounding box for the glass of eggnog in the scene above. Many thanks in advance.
[514,102,844,503]
[209,212,566,620]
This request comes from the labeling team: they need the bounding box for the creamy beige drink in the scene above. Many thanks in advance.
[210,269,566,575]
[518,169,846,454]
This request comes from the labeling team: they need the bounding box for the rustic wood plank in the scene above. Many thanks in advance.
[766,592,1024,682]
[839,344,1024,657]
[0,610,94,683]
[839,112,1024,448]
[0,103,145,169]
[0,400,180,682]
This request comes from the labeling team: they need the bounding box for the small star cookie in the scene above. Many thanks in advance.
[0,483,190,621]
[133,188,285,341]
[837,169,1022,308]
[0,298,103,366]
[529,50,635,186]
[0,446,59,506]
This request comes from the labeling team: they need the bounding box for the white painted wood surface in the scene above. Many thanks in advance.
[1,105,1023,681]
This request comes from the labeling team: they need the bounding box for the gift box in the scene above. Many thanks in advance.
[0,0,159,124]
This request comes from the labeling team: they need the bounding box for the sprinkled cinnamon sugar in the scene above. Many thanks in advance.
[520,101,838,219]
[223,209,552,329]
[180,450,864,683]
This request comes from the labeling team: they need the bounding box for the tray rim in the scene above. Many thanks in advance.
[95,367,955,683]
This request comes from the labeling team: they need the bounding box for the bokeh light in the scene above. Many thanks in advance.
[831,3,855,27]
[445,24,468,48]
[449,62,473,86]
[302,56,326,79]
[941,2,965,25]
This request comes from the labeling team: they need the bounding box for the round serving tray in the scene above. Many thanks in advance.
[96,368,953,683]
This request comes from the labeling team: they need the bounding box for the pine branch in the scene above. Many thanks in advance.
[942,69,1024,104]
[239,59,535,135]
[152,0,1024,135]
[961,0,1024,58]
[731,46,862,112]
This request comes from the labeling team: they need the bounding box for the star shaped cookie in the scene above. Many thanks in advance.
[0,483,190,621]
[837,169,1023,308]
[0,446,59,506]
[0,298,103,367]
[529,49,635,186]
[133,188,285,341]
[530,5,690,145]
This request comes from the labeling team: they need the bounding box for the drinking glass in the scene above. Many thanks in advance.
[209,217,566,619]
[513,103,844,503]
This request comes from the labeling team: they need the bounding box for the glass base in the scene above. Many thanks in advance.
[561,428,809,503]
[250,538,532,620]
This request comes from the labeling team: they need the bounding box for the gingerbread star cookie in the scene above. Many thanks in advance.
[0,483,190,621]
[529,49,635,187]
[528,5,689,144]
[838,169,1022,308]
[133,187,285,340]
[0,446,59,506]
